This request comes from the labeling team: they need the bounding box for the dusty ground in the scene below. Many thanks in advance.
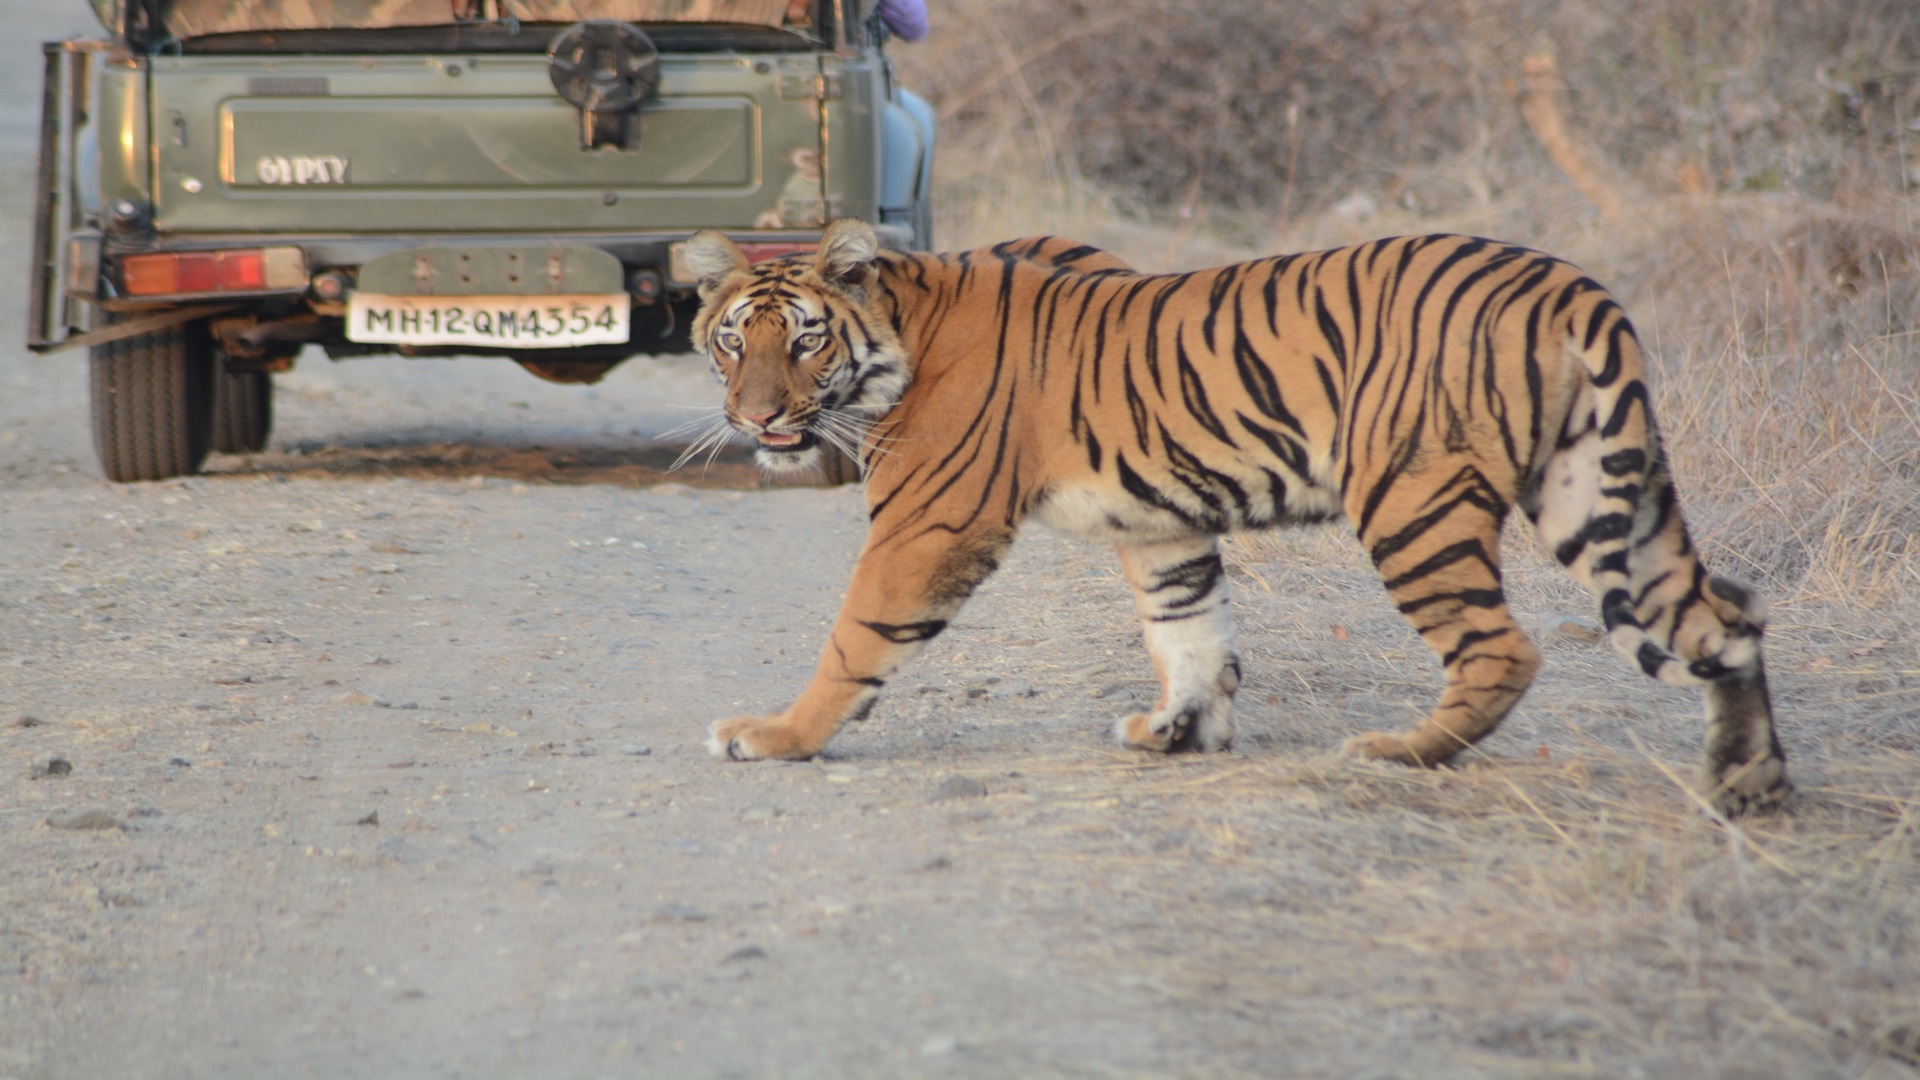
[5,11,1920,1080]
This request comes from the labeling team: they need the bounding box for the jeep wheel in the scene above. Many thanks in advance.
[210,358,273,455]
[89,320,214,483]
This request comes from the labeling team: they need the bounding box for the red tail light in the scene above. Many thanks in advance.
[119,248,307,297]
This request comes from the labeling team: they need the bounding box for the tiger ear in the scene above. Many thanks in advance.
[683,230,750,301]
[816,218,879,291]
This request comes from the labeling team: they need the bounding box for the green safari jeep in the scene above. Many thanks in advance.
[28,0,934,483]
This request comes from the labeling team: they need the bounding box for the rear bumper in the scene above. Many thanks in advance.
[83,223,907,311]
[90,225,889,301]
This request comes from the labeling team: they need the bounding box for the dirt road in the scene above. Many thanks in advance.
[6,10,1919,1080]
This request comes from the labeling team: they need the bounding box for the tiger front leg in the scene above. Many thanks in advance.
[1113,537,1242,753]
[707,528,1011,761]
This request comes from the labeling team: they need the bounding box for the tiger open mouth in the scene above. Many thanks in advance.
[757,430,819,453]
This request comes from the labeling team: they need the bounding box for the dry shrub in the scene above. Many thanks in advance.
[907,0,1920,218]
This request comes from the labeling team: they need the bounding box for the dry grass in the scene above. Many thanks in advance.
[965,742,1920,1077]
[888,2,1920,1074]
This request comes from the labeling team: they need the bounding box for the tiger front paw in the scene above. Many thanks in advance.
[706,715,823,762]
[1342,731,1428,766]
[1115,701,1231,753]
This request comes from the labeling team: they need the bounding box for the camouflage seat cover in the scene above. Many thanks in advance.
[91,0,789,37]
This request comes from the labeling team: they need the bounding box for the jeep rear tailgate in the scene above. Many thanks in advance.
[148,50,826,234]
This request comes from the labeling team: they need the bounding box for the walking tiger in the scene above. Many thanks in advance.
[681,220,1789,815]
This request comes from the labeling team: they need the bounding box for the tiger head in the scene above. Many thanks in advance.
[684,219,909,475]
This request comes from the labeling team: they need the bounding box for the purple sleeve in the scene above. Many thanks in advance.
[872,0,928,42]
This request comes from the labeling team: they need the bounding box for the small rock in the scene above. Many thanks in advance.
[914,854,954,872]
[47,809,122,831]
[31,757,73,779]
[722,945,768,963]
[1150,830,1198,853]
[354,811,380,827]
[988,679,1035,699]
[167,756,192,768]
[740,803,779,823]
[341,691,388,707]
[919,1035,959,1058]
[1544,615,1607,644]
[248,629,298,645]
[13,715,44,728]
[1535,1010,1600,1037]
[369,563,401,574]
[618,745,652,756]
[1476,1009,1599,1049]
[930,775,987,801]
[624,974,680,998]
[1092,684,1137,701]
[1213,882,1278,907]
[652,903,709,923]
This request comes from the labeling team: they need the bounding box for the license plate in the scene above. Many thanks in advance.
[346,294,629,348]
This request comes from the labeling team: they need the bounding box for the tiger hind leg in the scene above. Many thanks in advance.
[1346,477,1539,766]
[1533,431,1790,814]
[1113,537,1241,753]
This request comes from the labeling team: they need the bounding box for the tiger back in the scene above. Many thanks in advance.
[681,220,1789,816]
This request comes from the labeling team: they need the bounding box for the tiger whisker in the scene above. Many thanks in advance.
[668,416,740,474]
[814,411,896,464]
[806,416,883,475]
[655,408,727,443]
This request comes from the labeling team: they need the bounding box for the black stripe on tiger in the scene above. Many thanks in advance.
[858,619,948,644]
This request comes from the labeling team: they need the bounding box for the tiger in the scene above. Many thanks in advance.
[681,219,1791,816]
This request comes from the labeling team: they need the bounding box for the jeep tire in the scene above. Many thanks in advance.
[209,357,273,455]
[89,320,214,482]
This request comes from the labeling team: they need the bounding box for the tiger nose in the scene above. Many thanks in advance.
[737,408,780,428]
